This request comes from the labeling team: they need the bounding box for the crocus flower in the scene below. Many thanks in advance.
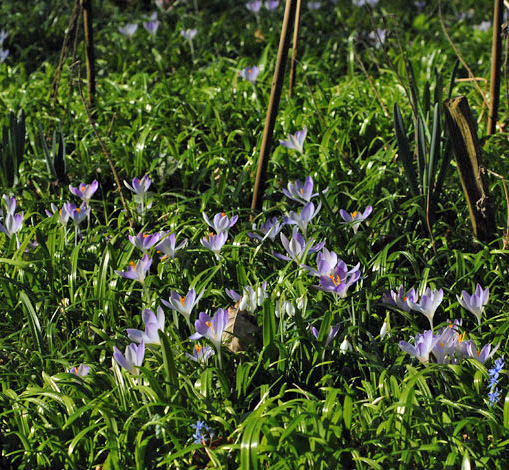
[69,180,98,205]
[274,228,325,261]
[382,285,418,313]
[203,211,238,233]
[113,341,145,375]
[124,175,152,197]
[156,232,188,259]
[248,216,283,241]
[399,330,438,364]
[284,201,322,236]
[2,194,16,215]
[432,321,462,364]
[127,307,165,345]
[68,364,90,377]
[283,176,326,205]
[119,23,138,38]
[475,21,491,32]
[302,248,338,277]
[201,231,228,257]
[311,324,340,347]
[144,13,160,36]
[466,341,500,365]
[239,66,260,84]
[128,231,161,252]
[407,287,443,330]
[191,421,214,445]
[368,29,387,47]
[181,28,197,41]
[457,284,489,325]
[187,344,215,364]
[279,126,307,154]
[307,1,321,9]
[0,49,8,63]
[66,202,90,226]
[162,288,204,327]
[339,206,372,233]
[0,212,23,239]
[0,29,8,45]
[245,0,262,13]
[264,0,279,10]
[115,253,152,284]
[352,0,379,6]
[45,203,70,226]
[316,262,362,298]
[189,308,229,352]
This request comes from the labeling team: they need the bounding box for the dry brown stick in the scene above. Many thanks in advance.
[438,0,489,109]
[74,62,133,227]
[288,0,302,97]
[487,0,504,135]
[81,0,96,106]
[251,0,297,215]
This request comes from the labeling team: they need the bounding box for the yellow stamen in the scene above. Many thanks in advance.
[143,233,149,238]
[180,296,186,307]
[329,274,341,287]
[299,188,304,194]
[129,261,137,271]
[458,332,465,343]
[439,342,444,348]
[403,296,407,301]
[206,321,214,333]
[80,185,86,192]
[195,344,202,354]
[59,209,63,215]
[350,211,358,218]
[248,69,252,74]
[76,208,81,214]
[160,255,168,261]
[73,367,79,374]
[221,212,226,217]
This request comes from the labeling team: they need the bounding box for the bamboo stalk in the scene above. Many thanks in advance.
[288,0,302,97]
[81,0,96,106]
[250,0,297,214]
[487,0,503,135]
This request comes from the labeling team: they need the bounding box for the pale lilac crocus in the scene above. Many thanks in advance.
[274,228,325,261]
[0,212,23,239]
[245,0,262,13]
[0,29,8,45]
[316,262,362,298]
[68,364,90,377]
[466,342,500,365]
[45,203,70,226]
[124,175,152,197]
[156,232,188,259]
[310,324,340,347]
[283,176,326,204]
[113,341,145,375]
[119,23,138,38]
[352,0,379,6]
[399,330,438,364]
[115,253,152,284]
[0,49,8,64]
[144,13,160,36]
[339,206,372,233]
[239,66,260,84]
[264,0,279,10]
[382,285,418,313]
[2,194,16,215]
[128,231,161,252]
[69,180,98,205]
[201,231,228,257]
[187,344,215,364]
[407,287,444,330]
[162,288,204,328]
[279,126,307,154]
[203,211,238,233]
[302,247,338,277]
[189,308,229,354]
[127,307,165,345]
[432,321,462,364]
[475,21,491,32]
[248,216,283,241]
[181,28,197,41]
[457,284,489,325]
[66,202,90,226]
[308,1,321,9]
[284,200,322,236]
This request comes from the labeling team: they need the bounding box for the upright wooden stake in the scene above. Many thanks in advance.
[81,0,96,106]
[487,0,503,135]
[288,0,302,97]
[251,0,297,214]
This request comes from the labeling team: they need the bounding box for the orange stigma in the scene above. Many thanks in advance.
[350,211,358,218]
[329,274,341,287]
[206,321,214,333]
[180,296,186,307]
[129,261,137,271]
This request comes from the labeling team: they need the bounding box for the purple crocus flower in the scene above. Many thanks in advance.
[245,0,262,13]
[382,285,418,313]
[368,29,387,48]
[128,231,161,252]
[475,21,491,32]
[115,253,152,284]
[119,23,138,38]
[45,203,70,226]
[124,175,151,196]
[279,126,307,154]
[310,324,340,347]
[181,28,197,41]
[302,247,338,277]
[274,228,325,261]
[187,344,215,364]
[156,232,188,260]
[399,330,438,364]
[284,200,322,236]
[66,202,90,226]
[308,1,321,9]
[0,29,8,45]
[2,194,16,215]
[264,0,279,10]
[457,284,489,325]
[248,216,283,241]
[0,49,9,64]
[432,320,462,364]
[69,180,99,205]
[316,262,362,298]
[127,307,165,345]
[201,231,228,257]
[162,288,204,328]
[189,308,229,352]
[339,206,372,233]
[466,342,500,365]
[143,13,160,36]
[283,176,326,205]
[68,364,90,377]
[407,287,444,331]
[239,66,260,84]
[352,0,379,6]
[0,212,23,238]
[203,211,238,233]
[113,341,145,375]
